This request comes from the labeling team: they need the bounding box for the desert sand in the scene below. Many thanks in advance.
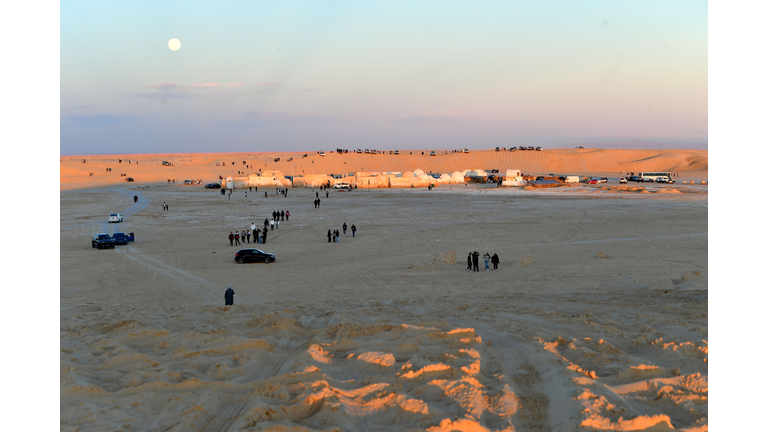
[61,150,707,431]
[60,148,708,191]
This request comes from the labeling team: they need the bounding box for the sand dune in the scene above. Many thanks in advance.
[60,148,708,190]
[61,163,707,430]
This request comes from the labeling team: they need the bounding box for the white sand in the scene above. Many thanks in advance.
[61,183,707,431]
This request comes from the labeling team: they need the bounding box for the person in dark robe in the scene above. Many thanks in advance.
[467,253,472,272]
[286,211,290,221]
[262,229,267,244]
[472,252,480,272]
[225,286,235,305]
[327,230,332,243]
[491,253,500,271]
[351,224,356,238]
[229,232,234,246]
[281,210,285,221]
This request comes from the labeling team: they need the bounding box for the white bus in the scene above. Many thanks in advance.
[638,172,674,183]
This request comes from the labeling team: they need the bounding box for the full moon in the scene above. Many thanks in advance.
[168,38,181,51]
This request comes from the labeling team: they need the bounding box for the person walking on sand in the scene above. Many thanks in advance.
[251,222,256,232]
[270,219,275,230]
[276,219,279,230]
[472,251,480,272]
[286,211,290,221]
[272,210,277,220]
[351,224,356,238]
[326,191,329,198]
[264,218,269,230]
[343,222,348,236]
[225,286,235,306]
[327,229,332,243]
[281,210,285,221]
[229,232,234,246]
[484,253,491,271]
[467,253,472,272]
[262,229,267,244]
[491,253,500,271]
[246,230,250,244]
[316,191,319,198]
[234,232,240,246]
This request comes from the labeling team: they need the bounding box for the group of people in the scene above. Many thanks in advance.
[227,211,292,246]
[327,223,356,242]
[313,198,322,208]
[467,252,500,272]
[272,210,289,221]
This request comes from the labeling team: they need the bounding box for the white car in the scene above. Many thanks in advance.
[619,178,628,184]
[319,151,326,157]
[333,183,350,189]
[109,213,123,223]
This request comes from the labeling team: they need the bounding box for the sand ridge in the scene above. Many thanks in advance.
[60,148,708,191]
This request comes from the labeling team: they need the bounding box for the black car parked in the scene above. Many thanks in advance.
[92,233,115,249]
[235,249,276,264]
[112,232,134,245]
[205,183,221,189]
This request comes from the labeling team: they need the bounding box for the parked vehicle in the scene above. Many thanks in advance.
[535,147,542,151]
[656,177,668,183]
[162,161,171,166]
[108,213,123,223]
[510,147,516,151]
[112,232,129,245]
[356,149,363,153]
[564,176,580,183]
[587,180,599,184]
[333,183,350,189]
[430,151,436,156]
[92,233,115,249]
[495,147,500,151]
[205,183,221,189]
[535,176,545,181]
[235,248,276,264]
[125,177,134,182]
[619,178,628,184]
[394,150,400,155]
[183,180,195,185]
[599,177,608,183]
[364,149,370,154]
[628,176,642,182]
[642,176,655,183]
[463,148,469,153]
[319,151,326,156]
[527,146,534,151]
[518,146,526,150]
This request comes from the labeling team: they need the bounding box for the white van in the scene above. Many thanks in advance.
[564,176,579,183]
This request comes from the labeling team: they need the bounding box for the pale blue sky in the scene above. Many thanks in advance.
[60,1,707,155]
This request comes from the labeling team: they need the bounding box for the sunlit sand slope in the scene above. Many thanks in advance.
[61,148,707,190]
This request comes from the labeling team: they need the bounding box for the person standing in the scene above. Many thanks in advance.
[317,198,321,207]
[246,230,250,244]
[262,229,267,244]
[225,286,235,305]
[484,253,491,271]
[467,253,472,272]
[241,230,246,244]
[472,252,480,272]
[491,253,500,271]
[264,218,270,231]
[234,232,240,246]
[326,191,329,198]
[343,223,348,236]
[286,211,290,221]
[281,210,285,221]
[327,229,332,243]
[272,211,277,220]
[316,191,319,198]
[351,224,356,238]
[229,232,234,246]
[270,219,275,230]
[251,222,256,232]
[276,219,279,230]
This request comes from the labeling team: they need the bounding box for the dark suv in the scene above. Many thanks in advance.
[235,249,276,264]
[92,234,115,249]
